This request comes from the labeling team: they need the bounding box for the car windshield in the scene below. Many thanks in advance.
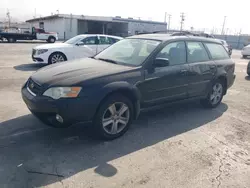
[95,38,160,66]
[64,36,84,44]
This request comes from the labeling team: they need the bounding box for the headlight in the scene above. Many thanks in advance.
[37,49,48,55]
[43,87,82,99]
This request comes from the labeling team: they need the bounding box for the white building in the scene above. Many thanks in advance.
[26,14,167,40]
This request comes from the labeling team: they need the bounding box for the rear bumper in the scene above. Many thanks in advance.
[227,74,236,89]
[241,50,250,56]
[247,62,250,73]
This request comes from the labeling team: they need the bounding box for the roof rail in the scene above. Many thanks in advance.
[135,30,215,38]
[136,30,168,35]
[170,31,215,38]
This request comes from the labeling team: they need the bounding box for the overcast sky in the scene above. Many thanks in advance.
[0,0,249,34]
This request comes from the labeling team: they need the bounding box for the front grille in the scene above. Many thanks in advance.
[27,78,42,95]
[32,49,36,56]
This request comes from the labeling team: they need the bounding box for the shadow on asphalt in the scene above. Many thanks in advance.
[0,101,228,187]
[14,64,46,71]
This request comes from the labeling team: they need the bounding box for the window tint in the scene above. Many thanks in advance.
[82,36,97,45]
[156,41,186,65]
[187,42,210,63]
[99,36,110,45]
[205,43,229,60]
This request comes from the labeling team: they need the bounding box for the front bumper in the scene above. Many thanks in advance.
[22,86,96,126]
[32,50,49,64]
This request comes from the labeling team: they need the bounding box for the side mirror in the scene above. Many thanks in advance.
[76,42,84,46]
[154,58,169,67]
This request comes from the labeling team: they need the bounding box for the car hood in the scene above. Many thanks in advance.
[34,43,72,50]
[31,58,138,86]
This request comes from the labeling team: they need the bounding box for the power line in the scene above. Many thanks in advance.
[180,12,185,31]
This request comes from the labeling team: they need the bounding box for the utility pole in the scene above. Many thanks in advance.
[168,14,172,31]
[164,12,167,23]
[6,9,10,28]
[237,28,242,49]
[34,8,36,18]
[221,16,227,35]
[180,12,185,31]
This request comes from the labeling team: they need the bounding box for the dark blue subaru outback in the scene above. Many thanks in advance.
[22,34,235,140]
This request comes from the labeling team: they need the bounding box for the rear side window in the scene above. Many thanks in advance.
[186,42,210,63]
[205,43,229,60]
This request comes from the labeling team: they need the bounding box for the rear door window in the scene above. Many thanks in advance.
[186,42,210,63]
[205,43,230,60]
[99,36,110,45]
[108,37,120,44]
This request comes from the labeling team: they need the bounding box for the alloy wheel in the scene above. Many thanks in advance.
[51,54,65,64]
[102,102,130,135]
[210,83,223,105]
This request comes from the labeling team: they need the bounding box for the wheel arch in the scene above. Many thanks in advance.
[94,81,141,120]
[48,51,67,64]
[216,74,227,95]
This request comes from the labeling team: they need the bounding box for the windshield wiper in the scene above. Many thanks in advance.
[97,58,118,64]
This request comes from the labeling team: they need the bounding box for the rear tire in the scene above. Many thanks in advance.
[48,36,56,43]
[93,94,134,140]
[48,52,67,65]
[201,79,224,108]
[7,37,16,43]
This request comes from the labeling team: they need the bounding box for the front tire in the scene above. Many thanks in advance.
[48,52,67,64]
[94,94,134,140]
[201,80,224,108]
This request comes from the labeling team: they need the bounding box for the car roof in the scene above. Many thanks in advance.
[127,34,222,44]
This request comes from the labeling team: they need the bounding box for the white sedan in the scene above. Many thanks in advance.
[242,44,250,58]
[32,34,123,64]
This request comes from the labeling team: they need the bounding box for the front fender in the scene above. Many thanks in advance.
[103,81,141,99]
[100,81,141,119]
